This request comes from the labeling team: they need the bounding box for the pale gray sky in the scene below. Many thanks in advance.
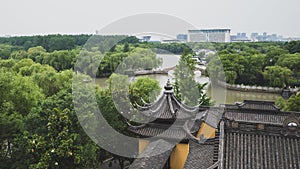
[1,0,300,37]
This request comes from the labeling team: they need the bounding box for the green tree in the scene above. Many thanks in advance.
[27,46,48,62]
[129,77,161,105]
[173,49,211,106]
[284,41,300,54]
[263,66,293,87]
[276,53,300,76]
[284,93,300,111]
[123,43,130,52]
[264,47,288,66]
[0,70,44,168]
[0,44,12,59]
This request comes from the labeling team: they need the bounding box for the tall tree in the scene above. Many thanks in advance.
[173,48,211,106]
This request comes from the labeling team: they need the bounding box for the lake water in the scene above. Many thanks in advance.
[95,54,280,105]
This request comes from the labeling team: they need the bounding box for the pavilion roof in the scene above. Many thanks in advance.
[135,80,201,121]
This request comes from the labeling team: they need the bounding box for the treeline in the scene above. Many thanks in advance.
[0,34,91,51]
[0,34,141,52]
[0,34,193,54]
[206,41,300,87]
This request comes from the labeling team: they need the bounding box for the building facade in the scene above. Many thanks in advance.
[188,29,231,43]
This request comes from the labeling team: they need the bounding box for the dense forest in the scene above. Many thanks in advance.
[1,34,300,168]
[202,41,300,87]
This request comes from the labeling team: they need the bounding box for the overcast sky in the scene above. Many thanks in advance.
[1,0,300,37]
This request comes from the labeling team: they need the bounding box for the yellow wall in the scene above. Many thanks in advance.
[138,139,149,154]
[196,122,216,139]
[170,143,189,169]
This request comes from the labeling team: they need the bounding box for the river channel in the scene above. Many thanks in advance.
[95,54,279,105]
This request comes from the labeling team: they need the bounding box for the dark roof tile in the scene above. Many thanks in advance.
[129,139,174,169]
[222,131,300,169]
[183,141,215,169]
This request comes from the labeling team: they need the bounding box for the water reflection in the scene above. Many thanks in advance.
[95,54,280,105]
[95,75,279,105]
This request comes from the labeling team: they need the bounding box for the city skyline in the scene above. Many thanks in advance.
[1,0,300,37]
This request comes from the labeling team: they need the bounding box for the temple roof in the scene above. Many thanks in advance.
[220,122,300,169]
[128,120,202,140]
[223,100,300,125]
[224,100,280,111]
[183,140,215,169]
[129,139,173,169]
[128,80,205,140]
[128,99,300,168]
[217,102,300,169]
[184,100,300,169]
[203,107,223,128]
[135,80,200,120]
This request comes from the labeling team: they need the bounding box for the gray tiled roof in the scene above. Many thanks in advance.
[183,141,215,169]
[224,100,280,111]
[224,109,300,125]
[137,93,199,120]
[224,109,287,124]
[239,100,280,111]
[129,139,174,169]
[128,120,201,140]
[204,107,223,128]
[128,124,187,140]
[222,130,300,169]
[223,100,300,125]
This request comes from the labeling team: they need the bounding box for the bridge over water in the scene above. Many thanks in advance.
[134,65,206,76]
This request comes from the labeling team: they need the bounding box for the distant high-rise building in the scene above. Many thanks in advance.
[263,32,267,37]
[176,34,188,42]
[236,32,248,40]
[250,32,283,42]
[230,35,237,42]
[262,32,267,41]
[232,32,249,42]
[241,33,247,39]
[188,29,231,42]
[251,33,259,39]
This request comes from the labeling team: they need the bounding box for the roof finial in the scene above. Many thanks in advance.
[164,79,173,91]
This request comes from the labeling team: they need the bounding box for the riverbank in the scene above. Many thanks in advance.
[215,80,299,94]
[134,69,168,76]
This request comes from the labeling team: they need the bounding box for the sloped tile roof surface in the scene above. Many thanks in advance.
[129,125,187,140]
[223,100,300,124]
[223,131,300,169]
[129,139,173,169]
[137,93,199,120]
[183,141,215,169]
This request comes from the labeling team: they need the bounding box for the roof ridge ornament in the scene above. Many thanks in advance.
[164,79,173,91]
[282,113,300,136]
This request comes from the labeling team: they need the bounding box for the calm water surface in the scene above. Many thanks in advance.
[95,54,280,105]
